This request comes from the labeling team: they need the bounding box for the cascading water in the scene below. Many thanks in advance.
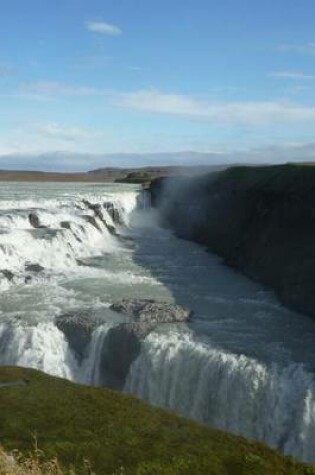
[79,324,114,385]
[0,321,77,379]
[0,181,141,381]
[124,330,315,461]
[1,182,315,463]
[0,183,138,285]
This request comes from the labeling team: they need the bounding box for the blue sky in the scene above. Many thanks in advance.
[1,0,315,169]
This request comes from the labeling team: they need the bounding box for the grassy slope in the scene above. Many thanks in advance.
[0,367,313,475]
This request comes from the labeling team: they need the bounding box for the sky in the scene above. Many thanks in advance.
[1,0,315,170]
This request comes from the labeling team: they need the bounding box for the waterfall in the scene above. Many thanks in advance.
[0,322,78,380]
[79,324,113,385]
[1,182,315,464]
[0,186,139,286]
[124,330,315,462]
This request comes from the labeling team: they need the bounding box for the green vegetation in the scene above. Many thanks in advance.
[115,172,152,184]
[0,367,313,474]
[213,163,315,193]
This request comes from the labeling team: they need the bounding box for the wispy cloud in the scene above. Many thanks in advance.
[0,122,110,160]
[115,89,315,125]
[270,71,315,80]
[33,123,100,142]
[116,89,206,116]
[20,81,105,97]
[277,43,315,55]
[85,21,122,36]
[16,82,315,126]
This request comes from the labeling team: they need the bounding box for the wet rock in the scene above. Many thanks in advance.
[83,199,101,213]
[57,300,191,389]
[76,259,87,266]
[105,223,117,235]
[95,208,105,221]
[73,234,83,243]
[60,221,71,230]
[103,201,113,210]
[101,299,191,389]
[55,311,103,361]
[110,299,192,323]
[28,213,47,229]
[82,199,120,233]
[25,263,44,273]
[100,322,156,389]
[82,200,106,221]
[95,209,117,235]
[0,269,14,281]
[83,215,102,232]
[103,202,123,224]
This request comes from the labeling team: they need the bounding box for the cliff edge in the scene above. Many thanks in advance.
[149,164,315,319]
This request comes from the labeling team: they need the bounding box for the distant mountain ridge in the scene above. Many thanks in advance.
[1,142,315,172]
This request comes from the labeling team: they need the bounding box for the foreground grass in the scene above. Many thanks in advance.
[0,367,314,475]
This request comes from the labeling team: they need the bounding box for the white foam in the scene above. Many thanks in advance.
[0,322,78,379]
[0,187,139,281]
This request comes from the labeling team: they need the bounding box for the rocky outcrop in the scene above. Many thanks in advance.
[100,299,191,389]
[55,311,103,361]
[82,200,117,235]
[28,213,47,229]
[149,165,315,319]
[56,300,191,388]
[0,269,14,281]
[60,221,71,230]
[103,202,123,225]
[82,215,102,232]
[110,298,191,323]
[100,322,150,389]
[82,199,101,213]
[25,263,44,273]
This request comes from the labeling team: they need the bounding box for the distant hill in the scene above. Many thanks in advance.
[0,164,226,182]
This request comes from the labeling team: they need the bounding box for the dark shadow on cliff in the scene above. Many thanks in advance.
[128,202,315,372]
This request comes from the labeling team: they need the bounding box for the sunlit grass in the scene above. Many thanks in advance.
[0,366,313,475]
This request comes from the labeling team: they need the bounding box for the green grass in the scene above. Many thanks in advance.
[0,366,313,475]
[212,163,315,194]
[115,171,152,184]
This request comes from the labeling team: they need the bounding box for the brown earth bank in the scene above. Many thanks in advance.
[0,170,107,182]
[149,164,315,320]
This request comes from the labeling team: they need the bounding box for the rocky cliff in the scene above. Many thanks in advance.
[149,164,315,319]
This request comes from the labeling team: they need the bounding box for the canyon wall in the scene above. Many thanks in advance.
[149,164,315,319]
